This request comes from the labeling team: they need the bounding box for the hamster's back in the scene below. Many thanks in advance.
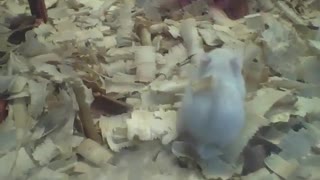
[178,78,245,148]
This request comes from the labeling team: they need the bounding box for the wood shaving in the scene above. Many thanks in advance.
[126,109,177,144]
[134,46,157,82]
[98,114,134,152]
[265,154,299,179]
[76,138,113,166]
[32,138,60,166]
[1,0,320,179]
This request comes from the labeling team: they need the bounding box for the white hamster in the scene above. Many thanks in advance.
[177,48,246,159]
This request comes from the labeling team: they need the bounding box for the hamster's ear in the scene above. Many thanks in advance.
[199,53,211,66]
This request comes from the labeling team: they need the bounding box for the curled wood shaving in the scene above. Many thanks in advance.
[98,115,133,152]
[134,46,157,82]
[180,18,204,61]
[157,44,188,78]
[101,60,129,76]
[126,109,177,144]
[265,154,299,179]
[32,138,60,166]
[76,138,113,166]
[136,23,152,46]
[11,148,36,178]
[256,0,275,12]
[116,1,134,47]
[72,79,102,144]
[276,1,306,25]
[150,23,169,34]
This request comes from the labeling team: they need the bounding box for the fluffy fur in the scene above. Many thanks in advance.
[177,48,246,159]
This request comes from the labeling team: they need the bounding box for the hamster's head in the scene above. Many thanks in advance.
[197,48,243,78]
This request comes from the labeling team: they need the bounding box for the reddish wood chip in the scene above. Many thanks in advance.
[0,99,8,123]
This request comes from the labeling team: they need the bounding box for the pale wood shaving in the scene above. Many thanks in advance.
[0,0,320,179]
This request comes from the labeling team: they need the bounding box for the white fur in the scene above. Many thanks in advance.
[177,48,246,159]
